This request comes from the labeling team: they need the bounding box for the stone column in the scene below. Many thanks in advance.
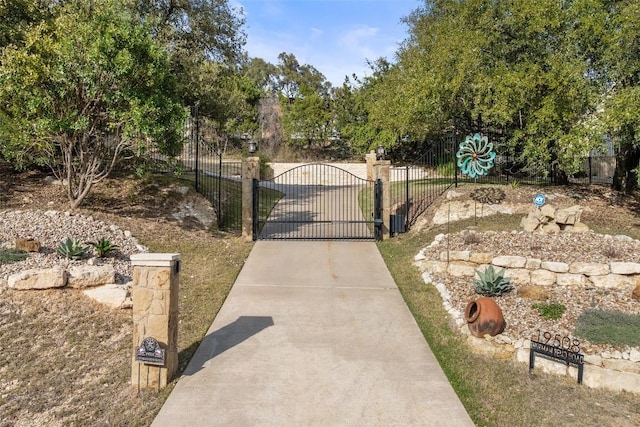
[365,151,377,181]
[374,160,391,240]
[242,156,260,241]
[130,253,180,389]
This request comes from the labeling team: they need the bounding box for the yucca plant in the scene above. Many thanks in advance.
[89,238,119,257]
[57,238,87,260]
[473,265,513,296]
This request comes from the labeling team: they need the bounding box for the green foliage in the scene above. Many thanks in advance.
[575,309,640,347]
[473,265,513,297]
[89,238,119,258]
[0,0,186,208]
[436,160,455,177]
[57,238,87,260]
[363,0,639,183]
[0,248,27,264]
[532,302,566,320]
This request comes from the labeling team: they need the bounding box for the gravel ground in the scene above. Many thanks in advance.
[420,230,640,354]
[0,209,145,284]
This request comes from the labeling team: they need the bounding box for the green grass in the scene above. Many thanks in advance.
[0,248,27,264]
[575,309,640,347]
[532,302,566,320]
[377,214,640,426]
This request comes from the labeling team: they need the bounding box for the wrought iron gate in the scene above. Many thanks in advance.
[253,164,381,241]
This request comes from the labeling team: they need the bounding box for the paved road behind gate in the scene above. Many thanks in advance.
[151,241,474,427]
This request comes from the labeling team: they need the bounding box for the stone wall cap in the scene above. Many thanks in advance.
[130,253,181,267]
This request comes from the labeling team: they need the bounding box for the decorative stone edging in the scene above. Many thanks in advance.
[415,234,640,290]
[416,234,640,395]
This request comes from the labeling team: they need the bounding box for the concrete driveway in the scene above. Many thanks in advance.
[151,241,474,427]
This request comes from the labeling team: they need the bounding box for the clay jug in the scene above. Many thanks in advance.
[464,297,506,337]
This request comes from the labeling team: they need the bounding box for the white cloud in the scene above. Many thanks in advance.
[339,25,381,59]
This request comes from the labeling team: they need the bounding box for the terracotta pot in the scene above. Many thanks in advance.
[464,297,506,337]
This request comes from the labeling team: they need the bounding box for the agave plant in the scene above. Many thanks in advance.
[57,238,87,260]
[473,265,513,297]
[89,238,119,257]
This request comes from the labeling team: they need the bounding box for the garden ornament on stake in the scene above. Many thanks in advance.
[456,133,496,224]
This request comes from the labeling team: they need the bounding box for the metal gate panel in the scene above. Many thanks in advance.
[253,163,380,241]
[390,134,457,232]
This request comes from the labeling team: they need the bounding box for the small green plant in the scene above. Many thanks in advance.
[89,238,119,257]
[574,309,640,347]
[0,248,27,264]
[532,302,566,320]
[509,179,520,189]
[57,238,87,260]
[473,265,513,296]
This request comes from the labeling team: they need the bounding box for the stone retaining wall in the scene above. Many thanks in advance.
[416,245,640,394]
[420,251,640,290]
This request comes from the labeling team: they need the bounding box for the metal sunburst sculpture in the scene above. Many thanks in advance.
[456,133,496,178]
[456,133,496,224]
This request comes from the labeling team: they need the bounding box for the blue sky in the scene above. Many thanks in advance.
[234,0,421,86]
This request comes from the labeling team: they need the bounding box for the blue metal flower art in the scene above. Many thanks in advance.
[456,133,496,178]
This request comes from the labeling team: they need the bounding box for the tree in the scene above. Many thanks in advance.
[0,0,186,208]
[600,1,640,192]
[369,0,608,180]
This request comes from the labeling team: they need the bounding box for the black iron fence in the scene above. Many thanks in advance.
[389,133,457,232]
[388,132,616,233]
[146,105,243,231]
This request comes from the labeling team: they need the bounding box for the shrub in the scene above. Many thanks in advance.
[89,238,119,257]
[0,248,27,264]
[574,309,640,347]
[473,265,513,297]
[57,238,87,260]
[532,302,566,320]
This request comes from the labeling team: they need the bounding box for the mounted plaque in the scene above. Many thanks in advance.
[135,337,166,366]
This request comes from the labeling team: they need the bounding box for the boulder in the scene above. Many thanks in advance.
[67,264,116,289]
[15,238,40,252]
[83,284,128,309]
[555,205,582,225]
[8,266,67,290]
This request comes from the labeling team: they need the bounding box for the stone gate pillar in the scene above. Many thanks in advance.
[130,253,180,389]
[242,157,260,241]
[374,160,391,240]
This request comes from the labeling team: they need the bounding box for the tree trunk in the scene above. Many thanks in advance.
[613,142,640,194]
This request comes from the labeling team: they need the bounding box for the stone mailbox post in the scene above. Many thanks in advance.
[130,253,180,389]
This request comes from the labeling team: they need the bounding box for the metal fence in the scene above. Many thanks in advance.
[389,133,457,232]
[146,106,243,231]
[388,132,616,233]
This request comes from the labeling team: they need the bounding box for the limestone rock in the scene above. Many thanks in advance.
[540,261,569,273]
[520,215,539,232]
[15,238,40,252]
[589,274,634,289]
[633,284,640,302]
[610,262,640,275]
[541,222,561,233]
[492,255,527,268]
[8,266,67,290]
[83,284,128,309]
[540,204,556,219]
[530,269,556,286]
[67,264,116,289]
[555,205,582,225]
[447,261,477,277]
[570,262,610,276]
